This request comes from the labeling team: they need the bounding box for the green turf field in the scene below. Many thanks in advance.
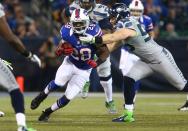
[0,93,188,131]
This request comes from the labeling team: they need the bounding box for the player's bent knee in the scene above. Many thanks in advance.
[65,85,81,100]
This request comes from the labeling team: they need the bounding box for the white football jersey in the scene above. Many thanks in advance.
[0,3,5,18]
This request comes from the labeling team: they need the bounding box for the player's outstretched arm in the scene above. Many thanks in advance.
[0,16,41,67]
[102,28,136,44]
[80,28,136,45]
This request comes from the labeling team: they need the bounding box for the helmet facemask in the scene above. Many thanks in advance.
[71,20,89,34]
[70,9,90,35]
[129,0,144,20]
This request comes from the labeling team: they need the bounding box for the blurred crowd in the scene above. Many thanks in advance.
[1,0,188,69]
[1,0,188,40]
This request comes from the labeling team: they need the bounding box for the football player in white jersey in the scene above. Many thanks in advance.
[119,0,155,106]
[63,0,116,114]
[80,3,188,122]
[0,3,40,131]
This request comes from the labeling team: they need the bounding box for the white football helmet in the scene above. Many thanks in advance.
[129,0,144,19]
[70,8,90,34]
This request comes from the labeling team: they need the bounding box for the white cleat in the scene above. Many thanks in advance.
[178,100,188,111]
[0,111,5,117]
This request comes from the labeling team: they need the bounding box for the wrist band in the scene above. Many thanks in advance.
[95,36,103,44]
[21,50,31,57]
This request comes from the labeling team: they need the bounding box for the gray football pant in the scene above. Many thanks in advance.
[126,48,187,90]
[0,59,19,92]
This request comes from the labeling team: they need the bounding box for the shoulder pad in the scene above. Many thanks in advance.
[60,24,72,40]
[143,15,152,20]
[93,4,109,18]
[86,24,102,36]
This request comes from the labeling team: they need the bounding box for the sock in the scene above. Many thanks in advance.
[10,89,24,113]
[133,80,141,103]
[124,104,134,112]
[100,75,113,102]
[123,76,136,106]
[16,113,26,127]
[44,80,62,94]
[51,95,70,112]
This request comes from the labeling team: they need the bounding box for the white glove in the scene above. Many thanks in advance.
[28,52,41,67]
[79,34,95,44]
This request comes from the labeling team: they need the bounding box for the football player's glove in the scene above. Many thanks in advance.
[55,42,73,56]
[27,52,42,67]
[79,35,103,45]
[86,59,97,68]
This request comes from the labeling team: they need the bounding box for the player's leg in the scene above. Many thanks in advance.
[97,57,116,113]
[119,49,141,104]
[151,48,187,91]
[38,68,91,121]
[31,57,73,110]
[0,59,35,131]
[113,60,153,122]
[150,48,188,110]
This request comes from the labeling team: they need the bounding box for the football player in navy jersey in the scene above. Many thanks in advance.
[63,0,117,114]
[30,8,104,121]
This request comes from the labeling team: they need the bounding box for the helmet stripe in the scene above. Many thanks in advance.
[75,9,80,18]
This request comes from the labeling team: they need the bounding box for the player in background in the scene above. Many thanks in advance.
[63,0,116,114]
[119,0,154,106]
[79,3,188,122]
[30,8,103,121]
[0,3,41,131]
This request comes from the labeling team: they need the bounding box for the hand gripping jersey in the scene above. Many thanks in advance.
[116,16,163,64]
[0,3,5,18]
[60,23,102,70]
[65,2,111,29]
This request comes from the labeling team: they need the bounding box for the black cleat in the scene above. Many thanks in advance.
[38,109,51,122]
[31,92,47,110]
[178,100,188,111]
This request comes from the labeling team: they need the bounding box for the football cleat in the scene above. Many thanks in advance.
[112,110,135,122]
[81,81,90,99]
[17,126,36,131]
[38,110,51,122]
[105,100,117,114]
[31,92,47,110]
[0,111,5,117]
[178,100,188,111]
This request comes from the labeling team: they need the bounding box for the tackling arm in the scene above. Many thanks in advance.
[102,28,137,44]
[0,16,41,67]
[0,16,29,56]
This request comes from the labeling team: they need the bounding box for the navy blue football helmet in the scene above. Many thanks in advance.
[109,3,130,22]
